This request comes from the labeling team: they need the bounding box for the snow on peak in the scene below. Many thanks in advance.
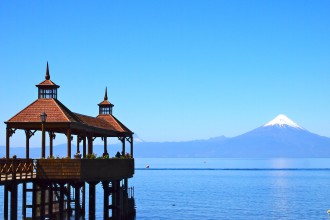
[264,114,303,129]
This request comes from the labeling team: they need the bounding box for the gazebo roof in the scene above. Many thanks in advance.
[5,98,132,137]
[36,79,60,88]
[5,63,133,137]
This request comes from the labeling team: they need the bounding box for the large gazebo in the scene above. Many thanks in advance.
[1,63,135,220]
[5,62,134,160]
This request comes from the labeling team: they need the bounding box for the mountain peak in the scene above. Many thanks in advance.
[263,114,303,129]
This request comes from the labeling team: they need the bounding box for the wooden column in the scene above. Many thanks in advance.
[83,136,86,158]
[32,182,37,219]
[4,185,8,220]
[88,182,97,220]
[6,128,10,159]
[59,184,65,220]
[104,137,107,155]
[82,183,86,217]
[41,122,46,158]
[49,132,55,158]
[22,183,27,219]
[67,129,72,158]
[112,180,119,219]
[40,184,45,219]
[130,136,134,158]
[25,130,30,159]
[10,183,18,220]
[88,134,93,155]
[48,183,53,218]
[77,136,81,154]
[102,181,109,219]
[74,185,81,219]
[25,130,36,159]
[67,184,72,216]
[122,137,126,156]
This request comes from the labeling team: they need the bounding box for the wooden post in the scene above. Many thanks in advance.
[25,130,30,159]
[88,134,93,155]
[104,136,107,155]
[102,181,109,219]
[40,184,45,219]
[25,130,36,159]
[75,185,81,219]
[48,183,53,218]
[82,183,86,217]
[88,182,97,220]
[77,136,80,154]
[122,137,126,156]
[67,129,71,158]
[112,181,118,219]
[42,122,46,158]
[59,184,65,220]
[32,182,37,219]
[67,184,72,216]
[4,185,8,220]
[83,136,86,158]
[10,183,18,220]
[130,136,134,158]
[49,132,55,158]
[22,183,27,219]
[6,128,10,159]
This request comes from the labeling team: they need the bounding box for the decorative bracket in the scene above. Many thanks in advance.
[25,130,37,139]
[126,137,132,144]
[48,131,56,140]
[7,128,17,137]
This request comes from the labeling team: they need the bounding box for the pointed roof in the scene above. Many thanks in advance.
[104,87,108,100]
[98,87,114,106]
[6,98,133,135]
[97,114,132,133]
[36,62,59,88]
[45,62,50,80]
[7,99,81,123]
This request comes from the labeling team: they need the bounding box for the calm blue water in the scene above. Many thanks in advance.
[2,158,330,219]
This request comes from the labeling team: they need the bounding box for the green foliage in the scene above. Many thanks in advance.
[86,153,97,159]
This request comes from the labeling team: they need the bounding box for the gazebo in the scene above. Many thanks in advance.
[5,62,134,160]
[1,63,135,220]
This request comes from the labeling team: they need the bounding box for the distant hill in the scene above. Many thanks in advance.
[134,115,330,158]
[2,115,330,158]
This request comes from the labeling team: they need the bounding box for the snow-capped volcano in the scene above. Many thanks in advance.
[263,114,303,129]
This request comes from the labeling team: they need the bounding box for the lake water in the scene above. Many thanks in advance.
[2,158,330,219]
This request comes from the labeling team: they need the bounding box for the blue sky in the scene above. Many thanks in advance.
[1,0,330,147]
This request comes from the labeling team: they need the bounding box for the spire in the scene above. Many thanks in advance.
[104,87,108,100]
[45,62,50,80]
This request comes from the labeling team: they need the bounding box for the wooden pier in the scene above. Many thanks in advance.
[1,63,136,220]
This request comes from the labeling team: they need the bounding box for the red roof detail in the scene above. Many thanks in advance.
[36,79,60,88]
[98,100,113,106]
[7,99,78,123]
[7,99,132,134]
[97,115,132,133]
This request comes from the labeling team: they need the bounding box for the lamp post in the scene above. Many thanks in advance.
[40,112,47,158]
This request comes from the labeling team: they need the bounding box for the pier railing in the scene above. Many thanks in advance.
[0,159,35,182]
[0,158,134,183]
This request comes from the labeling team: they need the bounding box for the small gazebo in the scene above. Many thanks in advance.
[5,62,134,159]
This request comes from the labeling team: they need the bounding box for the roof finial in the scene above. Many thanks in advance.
[104,87,108,100]
[45,62,50,80]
